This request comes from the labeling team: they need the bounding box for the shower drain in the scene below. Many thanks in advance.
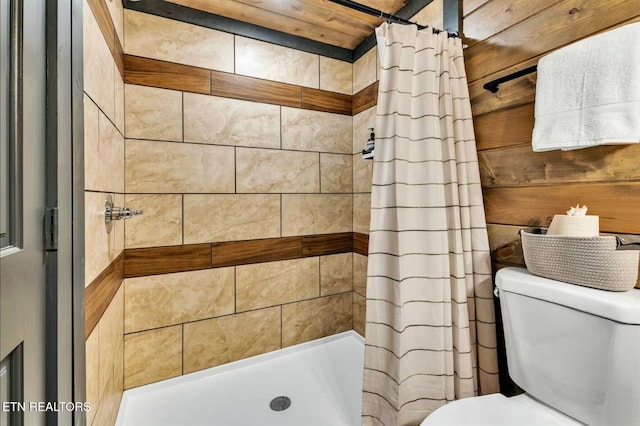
[269,396,292,412]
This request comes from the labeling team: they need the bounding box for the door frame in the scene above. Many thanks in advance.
[44,0,85,424]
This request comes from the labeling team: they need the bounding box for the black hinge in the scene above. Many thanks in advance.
[44,207,58,251]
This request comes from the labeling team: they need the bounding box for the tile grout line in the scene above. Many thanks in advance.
[182,194,185,245]
[181,323,185,375]
[318,152,322,194]
[318,256,322,297]
[280,305,283,349]
[280,193,283,238]
[181,91,185,142]
[279,106,283,150]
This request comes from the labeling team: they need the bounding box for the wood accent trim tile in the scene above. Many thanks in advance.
[212,237,303,268]
[210,70,302,108]
[301,88,352,115]
[124,55,211,95]
[124,244,212,278]
[87,0,124,79]
[302,232,354,256]
[85,253,124,339]
[353,232,369,255]
[114,33,125,78]
[123,56,368,115]
[122,233,361,278]
[352,81,378,115]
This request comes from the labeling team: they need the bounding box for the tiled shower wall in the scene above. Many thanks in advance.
[82,0,445,408]
[83,0,125,424]
[121,10,356,389]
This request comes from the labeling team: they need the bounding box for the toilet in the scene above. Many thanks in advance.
[422,267,640,426]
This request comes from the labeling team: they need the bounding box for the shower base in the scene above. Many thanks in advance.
[115,331,365,426]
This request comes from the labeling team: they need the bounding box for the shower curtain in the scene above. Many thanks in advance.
[362,23,499,426]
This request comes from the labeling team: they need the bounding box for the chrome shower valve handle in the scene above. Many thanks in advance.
[108,206,143,220]
[104,195,143,233]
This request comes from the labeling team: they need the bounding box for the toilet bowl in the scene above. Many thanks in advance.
[421,394,581,425]
[420,267,640,426]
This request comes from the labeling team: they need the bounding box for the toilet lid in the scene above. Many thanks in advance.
[420,394,583,426]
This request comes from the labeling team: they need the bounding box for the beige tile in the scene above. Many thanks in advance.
[236,258,319,312]
[353,292,366,337]
[353,47,377,94]
[353,193,371,234]
[125,85,182,142]
[236,148,319,193]
[112,341,124,421]
[114,69,125,134]
[83,0,115,121]
[98,109,125,194]
[85,328,99,426]
[235,36,319,88]
[113,193,125,259]
[411,0,444,28]
[281,108,352,153]
[84,96,100,188]
[282,293,352,347]
[124,268,234,333]
[184,194,280,243]
[321,154,352,193]
[353,107,376,154]
[319,57,352,95]
[320,253,353,296]
[124,194,182,249]
[114,338,124,394]
[99,285,124,398]
[353,253,368,296]
[85,191,118,286]
[105,0,124,43]
[124,325,182,389]
[93,339,123,426]
[124,10,234,72]
[282,194,352,236]
[183,94,280,148]
[353,153,373,193]
[125,139,234,193]
[85,110,124,193]
[183,307,281,374]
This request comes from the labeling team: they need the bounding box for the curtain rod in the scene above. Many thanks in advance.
[328,0,459,37]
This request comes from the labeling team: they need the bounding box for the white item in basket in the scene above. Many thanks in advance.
[547,205,599,237]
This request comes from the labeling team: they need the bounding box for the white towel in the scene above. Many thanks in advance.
[532,22,640,151]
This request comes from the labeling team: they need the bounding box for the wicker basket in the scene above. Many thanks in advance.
[520,229,639,292]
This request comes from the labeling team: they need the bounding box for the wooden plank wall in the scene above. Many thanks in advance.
[463,0,640,288]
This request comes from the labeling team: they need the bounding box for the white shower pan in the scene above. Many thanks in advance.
[115,331,365,426]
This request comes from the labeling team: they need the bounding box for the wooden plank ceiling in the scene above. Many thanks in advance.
[165,0,409,49]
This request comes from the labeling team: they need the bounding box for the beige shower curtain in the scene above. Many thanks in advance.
[362,23,500,426]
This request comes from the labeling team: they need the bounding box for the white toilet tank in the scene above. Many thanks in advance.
[496,267,640,426]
